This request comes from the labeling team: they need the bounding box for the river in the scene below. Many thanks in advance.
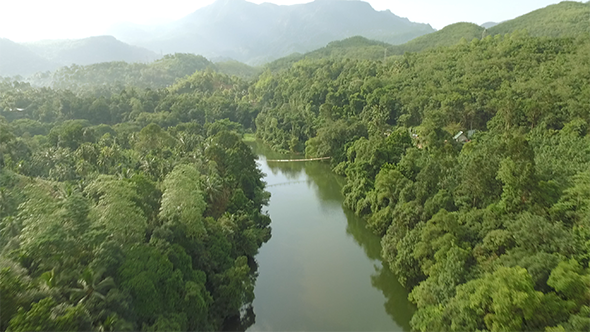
[246,142,414,331]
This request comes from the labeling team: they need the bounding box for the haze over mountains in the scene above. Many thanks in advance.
[108,0,435,64]
[0,38,57,77]
[1,0,434,76]
[25,36,158,67]
[0,36,158,77]
[1,0,588,78]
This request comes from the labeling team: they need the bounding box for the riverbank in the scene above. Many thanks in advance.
[246,141,414,331]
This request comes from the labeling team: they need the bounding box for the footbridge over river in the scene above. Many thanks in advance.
[265,157,331,162]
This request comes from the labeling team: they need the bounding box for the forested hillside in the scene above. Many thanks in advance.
[487,1,590,37]
[389,22,485,54]
[253,32,590,331]
[263,37,396,72]
[25,54,259,94]
[0,72,269,331]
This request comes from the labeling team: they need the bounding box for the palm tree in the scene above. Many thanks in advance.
[69,267,115,305]
[0,216,20,254]
[204,172,224,204]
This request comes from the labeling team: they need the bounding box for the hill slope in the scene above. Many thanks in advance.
[488,1,590,37]
[110,0,435,65]
[390,22,485,55]
[263,36,393,72]
[26,53,259,93]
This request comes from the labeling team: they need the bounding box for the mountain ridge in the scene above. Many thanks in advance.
[0,36,159,77]
[110,0,435,65]
[385,1,589,56]
[264,1,590,71]
[0,38,59,77]
[24,36,158,66]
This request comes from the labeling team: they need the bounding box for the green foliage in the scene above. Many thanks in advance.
[389,23,485,55]
[159,165,207,239]
[0,261,37,331]
[8,297,92,332]
[264,36,398,69]
[86,176,148,245]
[215,60,261,80]
[305,120,368,161]
[249,27,590,332]
[1,109,269,331]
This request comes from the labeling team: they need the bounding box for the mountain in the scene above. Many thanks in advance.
[214,60,261,79]
[0,36,160,77]
[481,22,499,29]
[488,1,590,37]
[25,36,159,66]
[0,38,58,77]
[109,0,435,65]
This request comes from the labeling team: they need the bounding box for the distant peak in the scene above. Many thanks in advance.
[210,0,249,6]
[204,0,258,12]
[480,22,498,29]
[310,0,373,7]
[85,35,117,40]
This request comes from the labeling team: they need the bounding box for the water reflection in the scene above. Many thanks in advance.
[223,305,256,331]
[371,264,416,332]
[343,210,416,332]
[245,141,413,331]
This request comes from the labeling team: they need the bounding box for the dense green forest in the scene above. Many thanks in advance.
[2,2,590,329]
[253,32,590,331]
[0,72,270,330]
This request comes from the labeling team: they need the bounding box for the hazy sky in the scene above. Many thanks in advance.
[0,0,573,42]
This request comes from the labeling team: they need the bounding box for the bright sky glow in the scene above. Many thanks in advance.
[0,0,574,42]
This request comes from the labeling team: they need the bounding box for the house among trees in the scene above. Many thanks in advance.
[453,130,476,143]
